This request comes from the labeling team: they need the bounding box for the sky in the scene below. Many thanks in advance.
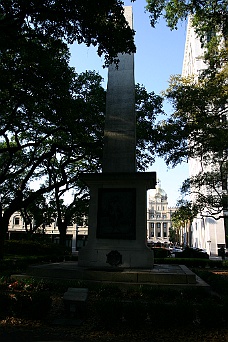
[69,1,189,207]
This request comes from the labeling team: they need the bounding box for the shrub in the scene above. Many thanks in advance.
[180,247,209,259]
[0,293,12,318]
[198,299,227,328]
[193,269,228,296]
[12,291,52,319]
[29,291,52,319]
[148,302,172,327]
[154,257,225,268]
[95,298,123,327]
[94,285,124,327]
[123,300,147,326]
[147,300,195,327]
[152,248,170,258]
[4,239,67,257]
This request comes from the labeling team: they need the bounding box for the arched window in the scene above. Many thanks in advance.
[14,216,20,225]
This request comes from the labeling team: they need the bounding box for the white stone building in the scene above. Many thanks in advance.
[182,18,227,256]
[147,180,177,246]
[7,211,88,253]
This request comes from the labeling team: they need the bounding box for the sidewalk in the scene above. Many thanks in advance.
[209,255,227,261]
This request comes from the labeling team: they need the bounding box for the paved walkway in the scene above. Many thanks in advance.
[209,255,227,261]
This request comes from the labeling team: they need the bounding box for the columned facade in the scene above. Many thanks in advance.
[147,181,176,245]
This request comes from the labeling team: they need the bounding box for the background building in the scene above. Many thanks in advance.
[147,180,176,246]
[182,18,227,256]
[7,211,88,254]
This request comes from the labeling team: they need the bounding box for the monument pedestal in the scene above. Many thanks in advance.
[78,172,156,269]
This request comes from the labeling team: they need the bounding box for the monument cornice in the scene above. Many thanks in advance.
[80,171,156,189]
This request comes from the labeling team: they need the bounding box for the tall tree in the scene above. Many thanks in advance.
[37,82,163,247]
[0,67,106,258]
[0,0,135,66]
[153,70,227,166]
[0,57,163,258]
[144,0,228,217]
[0,0,137,259]
[171,201,198,246]
[146,0,227,41]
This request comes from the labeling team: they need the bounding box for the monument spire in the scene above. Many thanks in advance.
[102,6,136,173]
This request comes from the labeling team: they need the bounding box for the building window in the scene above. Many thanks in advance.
[157,222,161,237]
[14,217,20,225]
[150,222,154,237]
[157,214,161,218]
[222,177,227,190]
[163,223,167,237]
[163,214,167,219]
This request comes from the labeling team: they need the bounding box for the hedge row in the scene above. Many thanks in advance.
[94,297,228,328]
[154,257,228,269]
[4,239,68,256]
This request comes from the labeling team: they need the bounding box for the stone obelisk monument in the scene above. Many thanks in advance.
[78,6,156,269]
[103,7,136,174]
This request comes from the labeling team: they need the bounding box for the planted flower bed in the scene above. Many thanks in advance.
[0,275,228,341]
[93,285,228,329]
[0,279,52,320]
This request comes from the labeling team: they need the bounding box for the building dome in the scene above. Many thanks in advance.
[147,179,168,205]
[155,179,167,200]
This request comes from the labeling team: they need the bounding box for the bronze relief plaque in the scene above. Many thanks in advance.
[97,188,136,239]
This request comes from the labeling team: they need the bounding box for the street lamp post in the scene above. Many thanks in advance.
[207,240,211,256]
[72,224,78,255]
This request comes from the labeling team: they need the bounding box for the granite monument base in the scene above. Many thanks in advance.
[78,172,156,269]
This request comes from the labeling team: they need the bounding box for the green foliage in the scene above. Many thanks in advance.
[152,247,170,258]
[0,0,137,259]
[154,257,226,268]
[96,285,123,299]
[193,268,228,296]
[179,247,209,259]
[146,0,227,43]
[198,298,228,328]
[148,301,195,327]
[135,83,163,170]
[160,70,228,215]
[0,0,135,66]
[0,273,227,327]
[2,291,52,320]
[123,300,147,326]
[95,298,123,327]
[4,239,67,257]
[0,277,53,319]
[155,72,228,167]
[0,292,12,318]
[172,200,198,227]
[145,1,228,216]
[169,227,177,243]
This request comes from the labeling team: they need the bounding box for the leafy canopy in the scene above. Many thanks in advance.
[0,0,136,66]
